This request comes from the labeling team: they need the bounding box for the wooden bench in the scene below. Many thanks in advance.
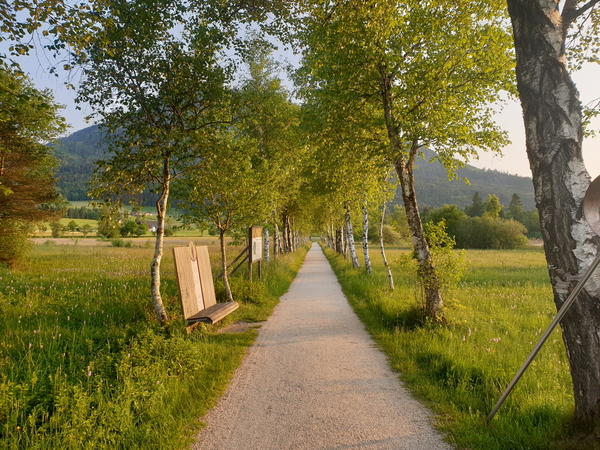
[173,243,239,326]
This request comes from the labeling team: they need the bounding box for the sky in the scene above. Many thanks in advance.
[480,64,600,179]
[12,44,600,180]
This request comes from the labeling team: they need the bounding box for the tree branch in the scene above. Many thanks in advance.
[563,0,600,24]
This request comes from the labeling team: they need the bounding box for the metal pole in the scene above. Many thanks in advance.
[487,251,600,422]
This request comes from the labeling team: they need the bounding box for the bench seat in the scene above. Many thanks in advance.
[186,301,239,325]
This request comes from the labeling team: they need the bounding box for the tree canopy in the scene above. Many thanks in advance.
[0,63,66,265]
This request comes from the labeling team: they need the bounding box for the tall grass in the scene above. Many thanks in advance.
[0,243,308,449]
[324,244,578,450]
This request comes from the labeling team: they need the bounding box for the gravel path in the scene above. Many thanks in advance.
[193,243,453,450]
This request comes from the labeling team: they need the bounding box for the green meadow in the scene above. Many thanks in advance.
[0,242,308,449]
[0,238,586,449]
[323,243,579,450]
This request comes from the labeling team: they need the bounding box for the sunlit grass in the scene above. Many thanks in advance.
[0,242,308,449]
[325,244,576,450]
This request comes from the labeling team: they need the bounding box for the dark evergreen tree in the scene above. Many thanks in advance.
[464,192,485,217]
[507,193,526,223]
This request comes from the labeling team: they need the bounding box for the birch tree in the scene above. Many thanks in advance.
[173,131,271,301]
[77,0,230,325]
[295,0,514,322]
[173,39,303,299]
[236,35,306,255]
[506,0,600,433]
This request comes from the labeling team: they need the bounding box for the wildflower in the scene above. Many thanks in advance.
[462,336,466,341]
[86,366,92,377]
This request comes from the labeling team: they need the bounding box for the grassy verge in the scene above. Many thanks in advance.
[0,243,308,449]
[323,244,578,450]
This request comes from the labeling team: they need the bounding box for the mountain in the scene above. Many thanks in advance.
[395,149,535,210]
[51,126,536,210]
[52,125,107,201]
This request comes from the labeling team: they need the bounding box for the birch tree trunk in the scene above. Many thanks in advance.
[219,225,233,302]
[335,226,343,254]
[379,203,394,291]
[380,67,443,321]
[283,212,291,253]
[362,204,372,275]
[150,161,170,326]
[330,222,335,249]
[508,0,600,431]
[274,223,280,258]
[345,204,361,269]
[264,228,270,263]
[291,218,297,252]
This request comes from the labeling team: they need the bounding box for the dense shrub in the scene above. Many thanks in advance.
[381,224,401,245]
[97,214,120,238]
[424,204,467,238]
[455,217,528,249]
[111,238,132,247]
[120,219,148,237]
[0,220,32,267]
[368,224,401,245]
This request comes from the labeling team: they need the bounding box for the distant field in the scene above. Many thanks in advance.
[34,218,210,239]
[67,201,156,215]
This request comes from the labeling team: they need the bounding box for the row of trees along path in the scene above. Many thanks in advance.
[4,0,600,441]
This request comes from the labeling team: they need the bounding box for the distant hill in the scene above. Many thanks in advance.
[52,125,106,201]
[52,126,535,210]
[395,149,536,210]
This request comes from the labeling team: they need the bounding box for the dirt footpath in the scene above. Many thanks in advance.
[193,243,453,450]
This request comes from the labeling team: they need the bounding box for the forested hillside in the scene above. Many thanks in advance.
[401,149,535,210]
[52,126,535,209]
[51,125,106,201]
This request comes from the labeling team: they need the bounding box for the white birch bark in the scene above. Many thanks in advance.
[219,225,233,302]
[345,205,361,269]
[274,223,280,258]
[379,203,394,290]
[508,0,600,429]
[380,67,443,321]
[264,228,270,263]
[150,159,170,325]
[362,204,372,274]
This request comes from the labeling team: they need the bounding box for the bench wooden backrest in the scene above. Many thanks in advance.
[173,244,217,320]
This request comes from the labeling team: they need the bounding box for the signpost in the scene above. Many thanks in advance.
[248,226,263,281]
